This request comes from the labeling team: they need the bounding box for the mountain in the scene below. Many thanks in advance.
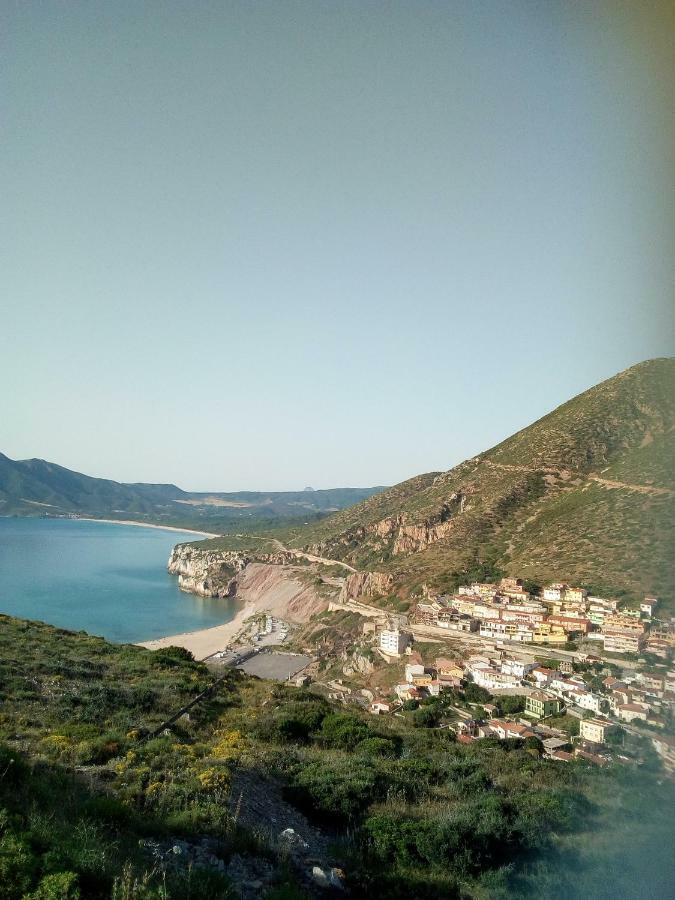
[0,454,385,530]
[210,358,674,604]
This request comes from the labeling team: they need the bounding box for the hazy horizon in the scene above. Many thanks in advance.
[3,1,673,491]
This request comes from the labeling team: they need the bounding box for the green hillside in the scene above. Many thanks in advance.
[0,454,384,531]
[0,615,672,899]
[205,358,675,604]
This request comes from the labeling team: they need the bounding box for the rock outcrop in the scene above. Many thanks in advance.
[167,545,249,598]
[340,571,394,603]
[167,545,335,623]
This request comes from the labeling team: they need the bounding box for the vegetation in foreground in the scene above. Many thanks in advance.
[0,615,673,899]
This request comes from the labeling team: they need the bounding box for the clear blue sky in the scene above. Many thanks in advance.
[2,1,673,491]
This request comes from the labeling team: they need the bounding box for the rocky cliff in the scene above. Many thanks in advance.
[167,545,249,598]
[339,571,394,602]
[167,545,335,623]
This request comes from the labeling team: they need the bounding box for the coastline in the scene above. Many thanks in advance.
[137,601,254,659]
[75,517,221,539]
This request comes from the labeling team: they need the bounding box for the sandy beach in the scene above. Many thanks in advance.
[137,601,254,659]
[76,518,221,539]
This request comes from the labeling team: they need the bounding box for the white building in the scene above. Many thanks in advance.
[571,691,607,714]
[640,597,658,617]
[471,667,520,691]
[405,663,426,683]
[543,583,567,603]
[500,658,536,679]
[379,628,411,657]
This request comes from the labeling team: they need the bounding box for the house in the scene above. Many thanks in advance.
[651,734,675,773]
[499,577,524,592]
[531,666,556,687]
[405,663,426,683]
[617,703,648,723]
[525,692,561,718]
[638,673,665,695]
[435,658,464,679]
[487,719,536,741]
[641,597,658,617]
[572,691,607,715]
[543,583,568,603]
[602,615,647,654]
[565,586,588,604]
[455,720,481,738]
[438,675,462,691]
[437,611,479,632]
[645,638,671,658]
[547,615,591,634]
[395,683,420,702]
[501,658,536,679]
[370,701,391,715]
[549,749,574,762]
[559,660,574,675]
[470,582,498,598]
[531,623,568,644]
[574,748,609,766]
[603,631,646,654]
[379,628,412,657]
[580,718,616,745]
[542,736,571,753]
[472,667,520,691]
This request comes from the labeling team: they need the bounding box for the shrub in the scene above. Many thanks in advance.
[411,706,441,728]
[25,871,81,900]
[287,758,380,823]
[0,832,35,899]
[152,647,196,667]
[315,713,371,750]
[197,766,231,793]
[355,737,397,758]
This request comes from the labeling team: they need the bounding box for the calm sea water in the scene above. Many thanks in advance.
[0,518,236,643]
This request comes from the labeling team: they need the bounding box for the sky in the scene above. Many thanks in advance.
[2,1,673,491]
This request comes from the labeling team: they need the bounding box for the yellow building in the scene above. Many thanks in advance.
[580,718,615,745]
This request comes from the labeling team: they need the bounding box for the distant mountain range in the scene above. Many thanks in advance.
[214,358,674,604]
[0,454,385,531]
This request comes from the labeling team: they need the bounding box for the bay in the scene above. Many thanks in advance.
[0,518,235,643]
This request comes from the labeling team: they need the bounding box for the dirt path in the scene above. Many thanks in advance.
[588,475,675,498]
[486,460,673,498]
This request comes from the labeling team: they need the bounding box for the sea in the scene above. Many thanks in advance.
[0,517,237,643]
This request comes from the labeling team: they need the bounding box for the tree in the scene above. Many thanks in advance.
[464,683,492,704]
[412,706,441,728]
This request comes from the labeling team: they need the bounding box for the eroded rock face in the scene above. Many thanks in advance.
[167,547,334,622]
[167,545,249,598]
[311,491,467,561]
[341,650,375,677]
[340,571,394,602]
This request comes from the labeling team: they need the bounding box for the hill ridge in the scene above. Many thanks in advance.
[205,358,674,604]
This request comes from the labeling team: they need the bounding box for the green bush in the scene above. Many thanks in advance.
[25,871,81,900]
[355,737,398,758]
[315,713,371,750]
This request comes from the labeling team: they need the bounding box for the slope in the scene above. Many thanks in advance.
[206,358,674,604]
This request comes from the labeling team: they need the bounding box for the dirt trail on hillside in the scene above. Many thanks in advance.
[485,460,673,498]
[587,475,674,497]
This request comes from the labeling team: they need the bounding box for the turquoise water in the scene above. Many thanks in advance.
[0,518,236,643]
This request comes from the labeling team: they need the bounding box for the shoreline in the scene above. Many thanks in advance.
[137,601,254,659]
[74,517,221,539]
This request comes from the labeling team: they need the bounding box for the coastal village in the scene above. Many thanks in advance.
[251,576,675,775]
